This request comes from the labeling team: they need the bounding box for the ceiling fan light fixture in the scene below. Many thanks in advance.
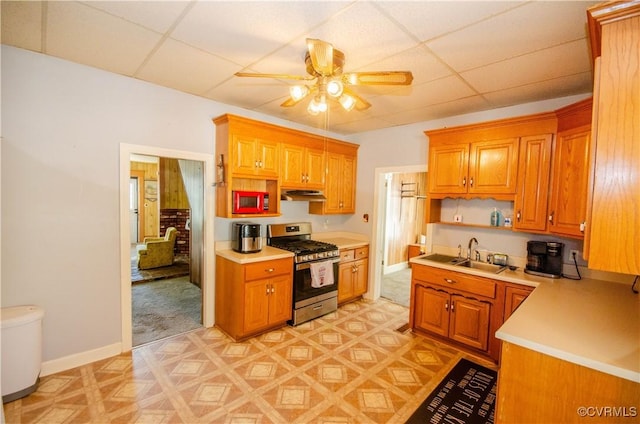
[339,94,356,111]
[289,85,309,101]
[326,80,343,97]
[307,96,324,115]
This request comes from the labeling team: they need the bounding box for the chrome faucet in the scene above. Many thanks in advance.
[467,237,478,260]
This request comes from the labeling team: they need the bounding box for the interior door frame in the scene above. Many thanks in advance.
[130,170,146,242]
[370,164,428,303]
[119,143,215,352]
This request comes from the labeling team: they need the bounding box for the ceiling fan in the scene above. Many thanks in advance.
[235,38,413,115]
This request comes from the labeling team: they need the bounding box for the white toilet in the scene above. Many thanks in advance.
[1,305,44,403]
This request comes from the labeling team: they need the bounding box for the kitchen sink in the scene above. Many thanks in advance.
[421,253,467,265]
[455,260,507,274]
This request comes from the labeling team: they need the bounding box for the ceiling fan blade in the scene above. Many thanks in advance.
[235,72,314,81]
[307,38,335,76]
[342,71,414,86]
[343,87,371,111]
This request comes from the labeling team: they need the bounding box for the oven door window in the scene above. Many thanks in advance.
[294,260,339,304]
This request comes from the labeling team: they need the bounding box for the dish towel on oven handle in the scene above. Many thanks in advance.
[310,260,335,288]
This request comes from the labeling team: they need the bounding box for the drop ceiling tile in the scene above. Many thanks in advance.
[171,1,351,67]
[482,72,593,108]
[427,1,598,72]
[80,1,191,34]
[356,44,453,85]
[301,1,418,70]
[461,39,592,94]
[46,2,162,76]
[375,1,524,42]
[136,38,242,96]
[205,78,291,110]
[1,1,43,51]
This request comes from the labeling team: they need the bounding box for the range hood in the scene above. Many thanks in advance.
[281,189,326,202]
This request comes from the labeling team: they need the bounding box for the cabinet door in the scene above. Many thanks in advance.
[243,280,270,333]
[413,285,449,337]
[449,294,490,351]
[305,147,326,189]
[548,126,590,238]
[268,274,293,325]
[323,152,345,213]
[504,286,533,321]
[338,262,354,303]
[468,138,519,194]
[232,134,259,176]
[257,140,279,177]
[428,143,469,194]
[587,12,640,274]
[281,144,305,187]
[514,134,553,232]
[353,258,368,296]
[339,154,357,213]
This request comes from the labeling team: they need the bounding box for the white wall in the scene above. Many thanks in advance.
[0,46,348,367]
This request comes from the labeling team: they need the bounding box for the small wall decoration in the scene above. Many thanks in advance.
[144,180,158,202]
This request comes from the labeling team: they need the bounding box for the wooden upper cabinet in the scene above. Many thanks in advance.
[513,134,553,232]
[548,126,591,238]
[280,140,325,189]
[586,3,640,274]
[468,138,519,195]
[426,115,557,200]
[232,132,279,178]
[428,138,518,197]
[309,141,358,215]
[428,143,469,195]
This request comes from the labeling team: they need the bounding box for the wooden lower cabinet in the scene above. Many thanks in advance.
[413,284,490,351]
[497,341,639,423]
[409,263,525,362]
[337,246,369,304]
[215,255,293,341]
[503,284,533,321]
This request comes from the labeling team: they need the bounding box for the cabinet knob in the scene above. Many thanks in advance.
[516,210,521,222]
[266,268,275,273]
[469,177,474,187]
[548,211,555,224]
[451,301,455,312]
[580,221,586,232]
[444,278,457,284]
[462,177,467,187]
[445,301,449,311]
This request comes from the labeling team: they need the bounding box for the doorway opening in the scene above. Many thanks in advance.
[129,154,204,346]
[371,165,430,308]
[120,144,215,352]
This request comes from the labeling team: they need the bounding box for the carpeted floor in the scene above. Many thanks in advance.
[132,276,202,346]
[381,267,412,307]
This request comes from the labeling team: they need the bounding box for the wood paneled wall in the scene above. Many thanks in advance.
[159,158,190,209]
[131,161,159,238]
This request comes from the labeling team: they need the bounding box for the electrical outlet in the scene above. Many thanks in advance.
[569,249,581,259]
[453,214,463,223]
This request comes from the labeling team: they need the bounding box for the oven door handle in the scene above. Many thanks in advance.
[295,258,340,271]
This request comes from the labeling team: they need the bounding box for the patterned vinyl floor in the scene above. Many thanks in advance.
[4,299,477,424]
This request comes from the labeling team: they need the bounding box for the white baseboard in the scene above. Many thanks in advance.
[40,342,122,377]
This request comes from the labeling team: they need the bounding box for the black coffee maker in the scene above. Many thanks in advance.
[524,241,564,278]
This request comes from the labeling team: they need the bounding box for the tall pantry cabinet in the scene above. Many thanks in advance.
[586,2,640,275]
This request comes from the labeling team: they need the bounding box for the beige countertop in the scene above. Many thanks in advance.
[215,232,368,263]
[215,245,294,264]
[410,255,640,383]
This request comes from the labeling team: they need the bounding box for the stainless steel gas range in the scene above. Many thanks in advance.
[267,222,339,326]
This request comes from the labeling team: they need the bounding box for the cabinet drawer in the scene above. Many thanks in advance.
[340,249,355,262]
[413,265,496,299]
[355,246,368,259]
[245,258,292,281]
